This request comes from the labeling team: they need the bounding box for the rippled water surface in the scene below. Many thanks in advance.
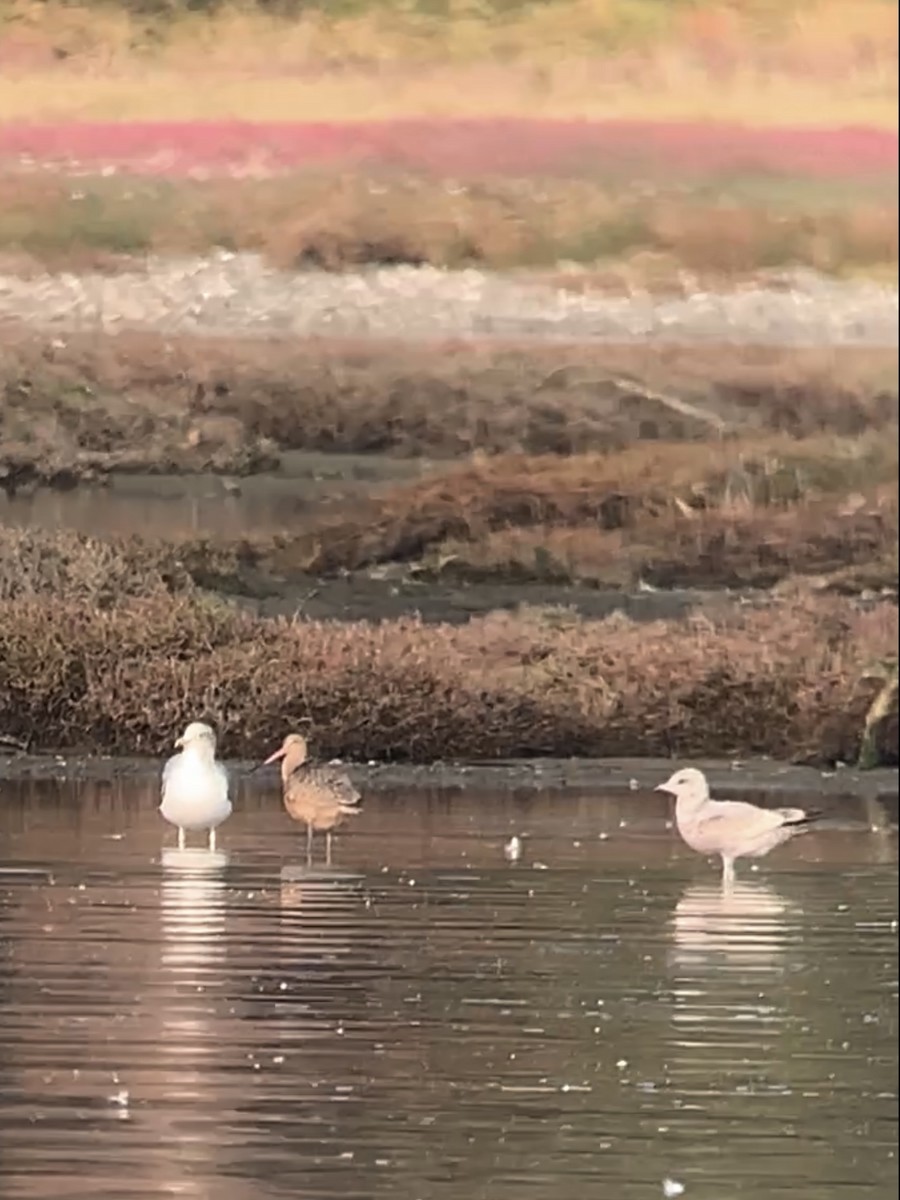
[1,780,897,1199]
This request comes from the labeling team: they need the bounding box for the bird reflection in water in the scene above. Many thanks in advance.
[138,847,249,1200]
[279,864,367,948]
[276,864,374,1036]
[665,878,804,1130]
[159,846,230,1072]
[161,846,229,972]
[670,879,791,967]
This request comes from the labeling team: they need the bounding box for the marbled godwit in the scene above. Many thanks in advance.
[263,733,361,865]
[656,767,819,886]
[160,722,232,851]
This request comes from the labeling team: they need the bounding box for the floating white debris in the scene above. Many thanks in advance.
[504,836,523,863]
[663,1180,685,1198]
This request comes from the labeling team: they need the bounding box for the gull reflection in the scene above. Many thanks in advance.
[670,880,790,967]
[665,878,805,1116]
[150,847,240,1199]
[161,846,228,973]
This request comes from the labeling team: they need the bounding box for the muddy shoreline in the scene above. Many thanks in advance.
[3,752,896,805]
[3,753,897,830]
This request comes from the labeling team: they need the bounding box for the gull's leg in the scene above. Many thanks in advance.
[178,827,186,851]
[209,827,216,853]
[721,856,736,890]
[325,832,333,867]
[306,823,314,866]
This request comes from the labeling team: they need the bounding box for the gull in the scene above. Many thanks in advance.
[262,733,361,866]
[160,722,232,851]
[656,767,818,886]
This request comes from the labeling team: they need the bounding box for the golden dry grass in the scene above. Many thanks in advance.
[0,588,895,764]
[0,172,896,276]
[0,1,895,125]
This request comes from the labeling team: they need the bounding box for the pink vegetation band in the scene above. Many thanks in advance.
[0,118,896,178]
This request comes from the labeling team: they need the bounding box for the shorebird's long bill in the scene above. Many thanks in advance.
[248,747,284,775]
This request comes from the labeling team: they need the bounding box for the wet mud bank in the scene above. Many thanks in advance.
[3,445,898,614]
[2,754,897,822]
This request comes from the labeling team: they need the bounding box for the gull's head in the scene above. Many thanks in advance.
[263,732,309,768]
[175,721,217,752]
[655,767,709,805]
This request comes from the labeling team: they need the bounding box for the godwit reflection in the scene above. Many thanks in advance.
[279,864,367,962]
[273,863,374,1054]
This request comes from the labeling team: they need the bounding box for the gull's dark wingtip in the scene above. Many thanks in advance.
[786,808,823,828]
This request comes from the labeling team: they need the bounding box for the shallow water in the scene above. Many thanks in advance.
[1,780,897,1200]
[0,451,420,539]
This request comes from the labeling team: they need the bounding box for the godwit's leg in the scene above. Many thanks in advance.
[325,832,333,867]
[209,827,216,853]
[178,827,186,851]
[721,856,736,890]
[306,823,314,866]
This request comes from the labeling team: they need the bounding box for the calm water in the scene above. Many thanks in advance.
[0,779,897,1200]
[0,452,421,539]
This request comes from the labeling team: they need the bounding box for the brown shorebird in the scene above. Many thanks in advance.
[656,767,819,887]
[263,733,361,865]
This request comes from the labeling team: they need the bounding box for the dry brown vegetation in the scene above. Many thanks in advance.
[0,0,895,771]
[0,526,196,605]
[0,589,895,765]
[0,171,896,276]
[1,328,896,488]
[432,507,899,592]
[2,321,897,766]
[262,436,899,582]
[2,438,896,600]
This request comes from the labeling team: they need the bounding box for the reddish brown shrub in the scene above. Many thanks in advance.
[0,591,894,764]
